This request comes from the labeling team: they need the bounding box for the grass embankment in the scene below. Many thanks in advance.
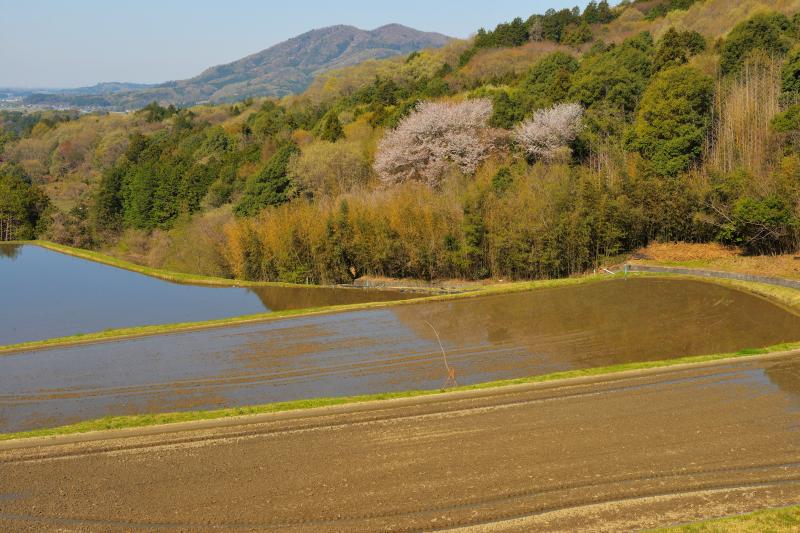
[652,505,800,532]
[2,340,798,442]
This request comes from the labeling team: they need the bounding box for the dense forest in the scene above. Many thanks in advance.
[3,0,800,284]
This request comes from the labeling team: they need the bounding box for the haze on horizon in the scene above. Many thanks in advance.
[0,0,602,89]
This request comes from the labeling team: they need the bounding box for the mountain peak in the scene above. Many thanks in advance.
[24,24,451,109]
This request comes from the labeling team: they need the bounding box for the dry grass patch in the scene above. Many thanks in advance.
[631,242,800,280]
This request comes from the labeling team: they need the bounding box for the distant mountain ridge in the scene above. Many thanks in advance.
[24,24,450,110]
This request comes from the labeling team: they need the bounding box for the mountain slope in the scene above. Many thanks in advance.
[25,24,450,109]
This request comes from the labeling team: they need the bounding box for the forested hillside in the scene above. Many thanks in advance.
[3,0,800,284]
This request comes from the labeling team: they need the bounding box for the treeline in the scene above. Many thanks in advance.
[636,0,701,21]
[8,3,800,282]
[470,1,616,53]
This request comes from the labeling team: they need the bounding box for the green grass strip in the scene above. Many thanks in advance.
[3,341,798,442]
[649,504,800,531]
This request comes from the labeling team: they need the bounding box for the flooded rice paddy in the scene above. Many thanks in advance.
[0,244,414,345]
[2,276,799,433]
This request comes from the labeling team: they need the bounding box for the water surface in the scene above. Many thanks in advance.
[0,244,414,345]
[2,277,799,433]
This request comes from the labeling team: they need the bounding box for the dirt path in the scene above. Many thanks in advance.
[2,353,800,532]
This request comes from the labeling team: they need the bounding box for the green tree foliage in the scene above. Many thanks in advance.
[632,65,714,176]
[95,125,239,232]
[0,165,50,241]
[772,104,800,133]
[562,23,593,47]
[569,32,654,115]
[0,110,77,138]
[235,143,300,217]
[246,100,292,139]
[720,12,793,75]
[716,195,798,254]
[533,9,582,43]
[643,0,700,21]
[92,166,125,233]
[355,77,406,106]
[468,52,579,133]
[519,52,579,111]
[317,111,344,142]
[139,102,178,123]
[489,91,525,128]
[781,47,800,96]
[582,1,615,24]
[474,17,529,48]
[460,3,614,67]
[491,167,514,194]
[653,28,706,72]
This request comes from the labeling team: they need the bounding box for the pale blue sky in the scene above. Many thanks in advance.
[1,1,602,88]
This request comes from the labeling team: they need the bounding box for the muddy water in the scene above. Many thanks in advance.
[0,244,414,345]
[1,277,800,433]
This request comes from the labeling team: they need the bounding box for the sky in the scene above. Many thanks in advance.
[1,1,600,88]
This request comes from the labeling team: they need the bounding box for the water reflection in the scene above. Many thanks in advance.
[764,359,800,404]
[2,277,800,433]
[0,244,415,345]
[0,244,21,260]
[249,284,415,311]
[392,278,800,374]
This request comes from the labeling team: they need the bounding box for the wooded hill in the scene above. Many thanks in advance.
[3,0,800,285]
[22,24,451,109]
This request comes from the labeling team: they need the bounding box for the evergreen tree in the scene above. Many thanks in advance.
[235,143,300,217]
[632,66,714,176]
[318,111,344,142]
[653,28,706,72]
[720,13,792,74]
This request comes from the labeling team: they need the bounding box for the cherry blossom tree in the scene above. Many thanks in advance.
[374,99,496,186]
[514,103,584,161]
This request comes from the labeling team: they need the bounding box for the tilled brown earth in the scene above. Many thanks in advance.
[1,353,800,532]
